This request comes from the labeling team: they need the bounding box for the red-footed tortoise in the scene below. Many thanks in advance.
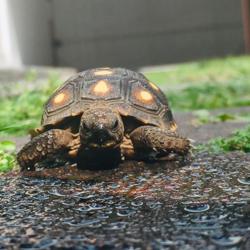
[17,67,190,170]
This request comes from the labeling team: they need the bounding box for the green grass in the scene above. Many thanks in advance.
[166,80,250,111]
[0,74,61,136]
[145,55,250,111]
[145,55,250,85]
[192,110,250,126]
[0,92,47,136]
[0,73,61,172]
[0,141,16,172]
[199,126,250,153]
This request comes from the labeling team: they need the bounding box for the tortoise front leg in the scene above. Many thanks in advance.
[129,126,190,161]
[17,129,79,170]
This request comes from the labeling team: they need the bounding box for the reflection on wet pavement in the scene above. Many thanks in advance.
[0,152,249,249]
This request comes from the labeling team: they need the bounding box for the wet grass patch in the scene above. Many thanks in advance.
[199,126,250,153]
[145,55,250,86]
[166,80,250,111]
[0,141,16,172]
[0,74,61,136]
[192,110,250,126]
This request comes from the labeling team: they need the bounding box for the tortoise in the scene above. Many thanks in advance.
[17,67,190,170]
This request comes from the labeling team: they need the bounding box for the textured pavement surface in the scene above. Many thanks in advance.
[1,152,250,249]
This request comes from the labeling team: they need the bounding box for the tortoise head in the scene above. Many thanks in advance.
[80,107,124,149]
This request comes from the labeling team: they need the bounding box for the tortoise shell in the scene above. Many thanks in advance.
[41,67,177,131]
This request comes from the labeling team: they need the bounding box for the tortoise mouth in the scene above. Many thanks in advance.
[83,126,122,149]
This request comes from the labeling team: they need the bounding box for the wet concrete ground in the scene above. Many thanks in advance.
[1,151,250,249]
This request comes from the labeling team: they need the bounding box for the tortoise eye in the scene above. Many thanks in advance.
[112,120,119,130]
[82,122,89,131]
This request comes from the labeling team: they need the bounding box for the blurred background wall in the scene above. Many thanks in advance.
[5,0,53,67]
[0,0,244,69]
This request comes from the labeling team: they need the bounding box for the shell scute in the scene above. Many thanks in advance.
[129,81,160,112]
[81,78,122,101]
[46,84,75,113]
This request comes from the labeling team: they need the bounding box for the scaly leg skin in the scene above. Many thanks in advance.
[129,126,191,162]
[17,129,79,171]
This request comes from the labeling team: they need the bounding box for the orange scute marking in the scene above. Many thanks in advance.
[53,93,66,104]
[93,80,111,95]
[149,81,159,90]
[94,69,113,76]
[139,90,153,102]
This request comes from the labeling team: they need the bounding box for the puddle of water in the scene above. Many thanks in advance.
[183,203,210,213]
[237,177,250,185]
[0,151,249,249]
